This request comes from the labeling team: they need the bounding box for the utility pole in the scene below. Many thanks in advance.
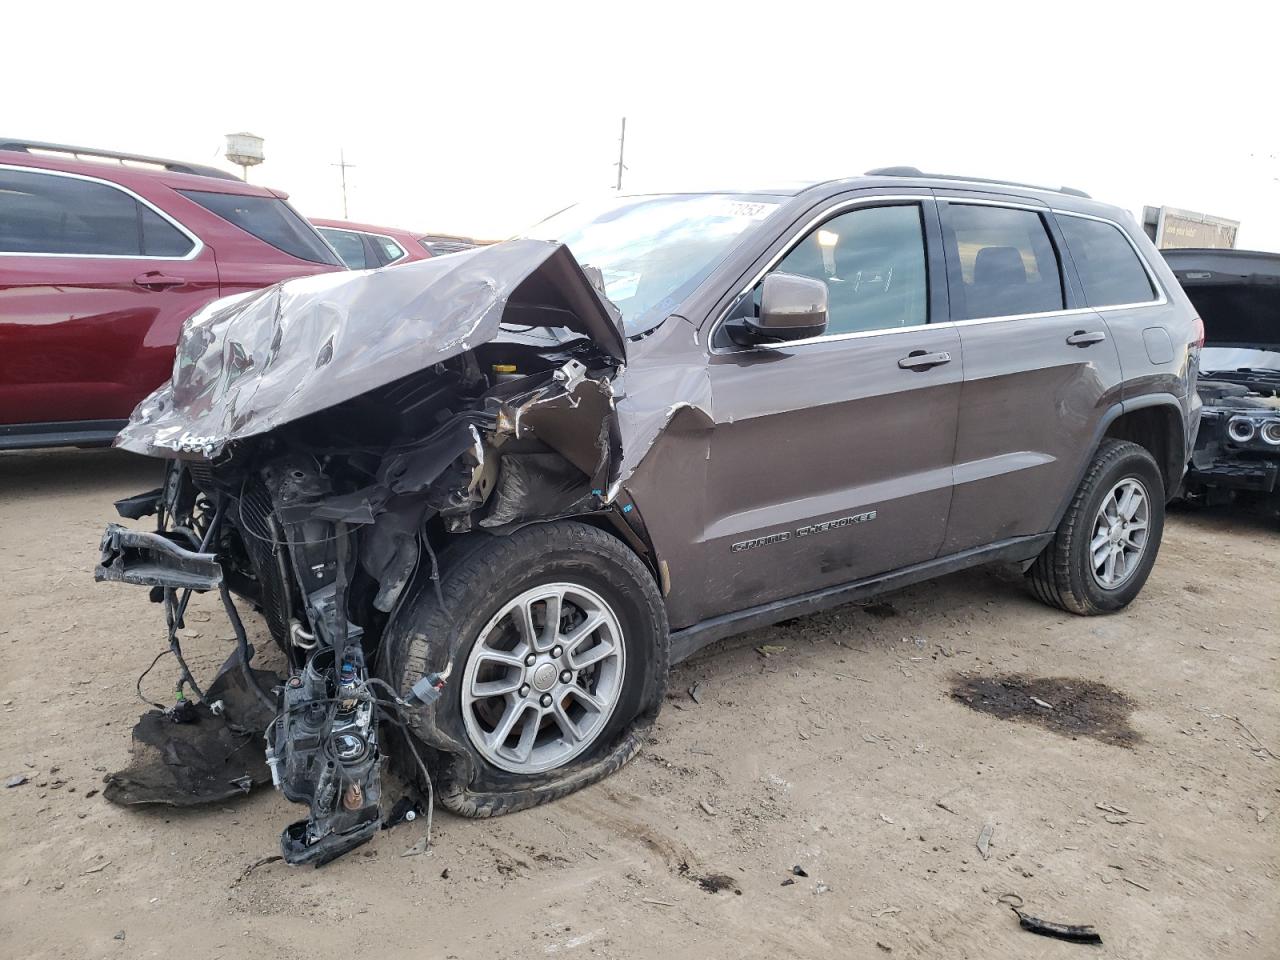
[332,148,356,219]
[613,117,627,191]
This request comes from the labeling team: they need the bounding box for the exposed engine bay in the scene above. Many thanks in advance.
[1165,248,1280,515]
[95,240,658,866]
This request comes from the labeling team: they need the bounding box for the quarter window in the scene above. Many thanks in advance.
[1057,215,1155,306]
[0,168,194,257]
[180,190,342,265]
[944,205,1064,320]
[767,204,929,336]
[375,237,406,264]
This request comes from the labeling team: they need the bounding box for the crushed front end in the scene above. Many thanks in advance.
[1165,248,1280,516]
[96,240,630,865]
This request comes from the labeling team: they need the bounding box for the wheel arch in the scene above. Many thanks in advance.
[1102,396,1187,499]
[1048,395,1188,533]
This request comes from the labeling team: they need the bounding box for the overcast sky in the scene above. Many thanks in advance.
[9,1,1279,248]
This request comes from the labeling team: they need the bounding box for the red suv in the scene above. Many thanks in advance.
[0,139,345,450]
[312,218,484,268]
[311,218,434,269]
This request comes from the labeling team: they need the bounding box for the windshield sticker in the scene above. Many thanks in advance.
[717,200,780,221]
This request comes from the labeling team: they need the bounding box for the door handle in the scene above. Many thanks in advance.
[898,350,952,370]
[133,272,185,290]
[1066,330,1106,347]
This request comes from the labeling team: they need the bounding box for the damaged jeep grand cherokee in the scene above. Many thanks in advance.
[97,171,1201,866]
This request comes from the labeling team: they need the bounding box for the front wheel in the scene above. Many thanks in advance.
[1028,439,1166,615]
[384,520,669,817]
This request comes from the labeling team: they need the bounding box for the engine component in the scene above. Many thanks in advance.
[270,644,382,867]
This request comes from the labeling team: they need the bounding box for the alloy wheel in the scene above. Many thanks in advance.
[1089,477,1150,589]
[460,583,626,774]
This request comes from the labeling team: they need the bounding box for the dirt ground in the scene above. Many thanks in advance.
[1,448,1276,960]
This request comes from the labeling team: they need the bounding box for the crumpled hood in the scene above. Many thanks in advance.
[114,239,625,458]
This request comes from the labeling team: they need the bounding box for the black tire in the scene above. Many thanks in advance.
[1027,439,1165,615]
[384,520,668,817]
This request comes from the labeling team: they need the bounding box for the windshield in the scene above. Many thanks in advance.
[1201,346,1280,374]
[526,193,785,333]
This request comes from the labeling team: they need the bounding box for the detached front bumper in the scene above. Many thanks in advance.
[94,523,223,591]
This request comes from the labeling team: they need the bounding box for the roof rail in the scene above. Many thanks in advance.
[0,138,241,182]
[864,166,1090,199]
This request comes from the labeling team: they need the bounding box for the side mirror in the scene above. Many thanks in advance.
[727,272,828,345]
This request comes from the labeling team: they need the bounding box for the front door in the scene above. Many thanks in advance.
[696,196,961,619]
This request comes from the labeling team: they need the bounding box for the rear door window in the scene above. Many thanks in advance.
[180,190,342,265]
[766,203,929,336]
[1057,214,1155,306]
[317,227,368,269]
[0,167,194,257]
[943,204,1064,320]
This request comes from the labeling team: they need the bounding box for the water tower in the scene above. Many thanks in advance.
[225,132,265,181]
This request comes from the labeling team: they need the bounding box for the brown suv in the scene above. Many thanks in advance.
[98,169,1201,865]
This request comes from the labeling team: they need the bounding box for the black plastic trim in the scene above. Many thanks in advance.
[669,533,1052,663]
[0,419,127,450]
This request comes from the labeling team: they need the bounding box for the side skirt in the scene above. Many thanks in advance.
[669,533,1053,664]
[0,419,127,450]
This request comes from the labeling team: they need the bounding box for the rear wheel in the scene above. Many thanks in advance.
[1028,439,1165,615]
[385,521,668,817]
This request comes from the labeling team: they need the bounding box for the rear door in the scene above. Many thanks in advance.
[0,165,218,430]
[935,193,1124,551]
[697,194,962,617]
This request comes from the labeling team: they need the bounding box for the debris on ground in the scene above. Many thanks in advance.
[792,865,809,877]
[756,644,787,658]
[688,681,704,704]
[401,837,430,857]
[998,893,1102,944]
[680,861,741,894]
[103,704,269,806]
[113,931,125,941]
[936,800,959,815]
[382,796,421,830]
[5,774,28,788]
[230,854,283,888]
[698,798,717,816]
[697,873,740,894]
[950,675,1140,746]
[977,823,994,860]
[815,881,831,894]
[1227,714,1279,760]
